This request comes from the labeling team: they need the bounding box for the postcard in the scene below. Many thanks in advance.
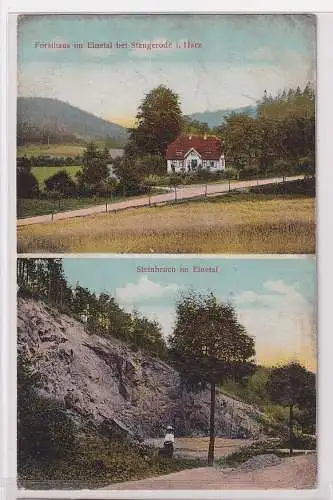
[17,256,316,490]
[15,14,316,254]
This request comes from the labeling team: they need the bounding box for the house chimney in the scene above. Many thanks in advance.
[204,133,207,140]
[189,134,192,140]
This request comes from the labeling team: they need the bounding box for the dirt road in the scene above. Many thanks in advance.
[145,437,253,459]
[105,454,316,490]
[17,175,303,226]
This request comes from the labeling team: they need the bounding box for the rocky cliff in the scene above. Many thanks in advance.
[17,298,265,439]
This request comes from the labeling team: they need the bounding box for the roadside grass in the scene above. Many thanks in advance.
[18,196,113,219]
[31,165,82,189]
[17,194,315,254]
[18,144,86,157]
[17,189,166,219]
[216,437,315,469]
[18,435,205,490]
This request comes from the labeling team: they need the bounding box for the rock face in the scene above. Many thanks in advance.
[17,298,265,439]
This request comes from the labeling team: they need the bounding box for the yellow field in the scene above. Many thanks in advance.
[17,195,315,254]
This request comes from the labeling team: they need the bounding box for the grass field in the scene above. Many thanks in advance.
[31,165,82,189]
[17,193,315,254]
[18,144,86,157]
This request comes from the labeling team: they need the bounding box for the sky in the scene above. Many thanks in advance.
[62,256,316,372]
[17,14,316,126]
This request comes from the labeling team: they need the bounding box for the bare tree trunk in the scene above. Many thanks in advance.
[289,404,294,457]
[208,382,216,466]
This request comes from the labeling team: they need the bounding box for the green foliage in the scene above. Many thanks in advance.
[17,170,40,198]
[221,366,270,408]
[17,258,168,360]
[126,85,182,157]
[268,159,293,179]
[44,169,77,197]
[182,116,211,135]
[169,290,256,465]
[297,156,315,178]
[76,142,110,194]
[135,154,167,177]
[19,431,204,490]
[113,156,148,196]
[216,84,315,174]
[18,353,77,468]
[266,362,316,454]
[266,362,315,409]
[169,290,256,386]
[250,178,315,197]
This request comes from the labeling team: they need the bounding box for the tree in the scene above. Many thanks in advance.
[168,173,180,201]
[44,170,77,197]
[113,157,147,196]
[224,168,238,191]
[297,156,315,179]
[217,114,261,174]
[17,170,39,199]
[76,142,110,195]
[266,362,316,456]
[125,85,183,157]
[182,116,211,136]
[269,159,291,182]
[199,169,211,197]
[169,291,256,465]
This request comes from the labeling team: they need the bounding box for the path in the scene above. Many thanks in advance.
[104,454,316,490]
[17,175,303,226]
[145,437,252,460]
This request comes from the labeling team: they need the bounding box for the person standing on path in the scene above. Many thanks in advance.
[163,425,175,457]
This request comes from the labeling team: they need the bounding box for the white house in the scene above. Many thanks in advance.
[166,134,225,174]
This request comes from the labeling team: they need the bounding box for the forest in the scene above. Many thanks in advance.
[17,258,167,360]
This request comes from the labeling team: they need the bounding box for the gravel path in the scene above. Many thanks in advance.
[104,454,316,490]
[17,176,303,226]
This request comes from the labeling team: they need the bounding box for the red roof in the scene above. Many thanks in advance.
[166,135,223,160]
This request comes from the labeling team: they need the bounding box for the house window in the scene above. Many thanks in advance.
[210,161,215,168]
[178,160,183,167]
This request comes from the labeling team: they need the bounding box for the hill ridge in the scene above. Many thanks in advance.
[17,96,128,142]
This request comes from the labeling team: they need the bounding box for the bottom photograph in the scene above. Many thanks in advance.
[17,256,316,491]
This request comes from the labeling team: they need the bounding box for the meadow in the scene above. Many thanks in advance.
[18,144,86,157]
[31,165,82,189]
[17,193,315,254]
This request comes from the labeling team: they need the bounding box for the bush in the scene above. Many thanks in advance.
[250,178,315,196]
[18,427,205,489]
[17,170,39,198]
[279,434,316,450]
[18,354,78,468]
[44,170,77,197]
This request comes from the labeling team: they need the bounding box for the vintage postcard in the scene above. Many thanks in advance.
[15,14,316,254]
[17,256,316,490]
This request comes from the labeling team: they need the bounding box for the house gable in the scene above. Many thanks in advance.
[184,148,202,159]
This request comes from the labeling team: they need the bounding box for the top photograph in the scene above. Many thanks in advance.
[16,14,316,254]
